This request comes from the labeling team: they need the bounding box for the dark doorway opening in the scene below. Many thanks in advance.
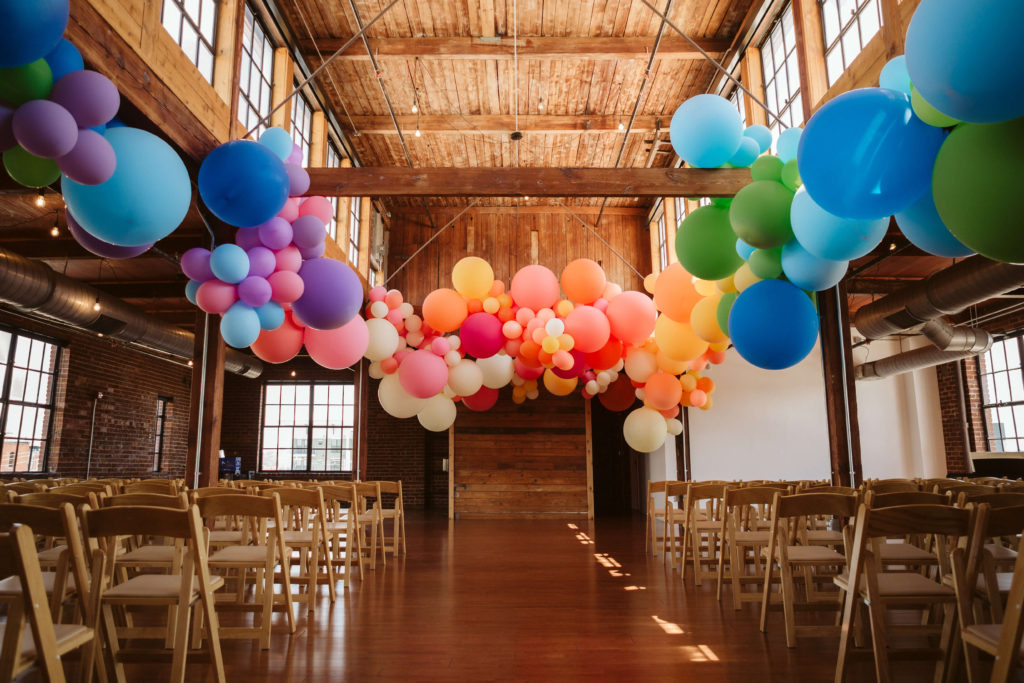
[590,399,637,517]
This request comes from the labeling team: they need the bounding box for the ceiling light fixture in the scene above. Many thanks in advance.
[889,242,897,251]
[35,190,45,207]
[92,298,101,312]
[290,370,297,377]
[414,128,421,137]
[187,360,194,367]
[411,104,418,113]
[50,224,59,237]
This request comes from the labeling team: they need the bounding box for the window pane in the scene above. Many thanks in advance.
[0,330,10,362]
[161,0,218,84]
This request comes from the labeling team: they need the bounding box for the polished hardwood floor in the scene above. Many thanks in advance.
[117,511,965,682]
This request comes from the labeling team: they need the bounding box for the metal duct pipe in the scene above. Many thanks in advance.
[855,320,992,381]
[921,318,992,354]
[854,256,1024,340]
[0,247,262,378]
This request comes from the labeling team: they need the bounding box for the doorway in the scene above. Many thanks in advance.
[590,399,637,517]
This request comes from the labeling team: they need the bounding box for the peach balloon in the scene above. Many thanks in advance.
[603,282,622,300]
[624,348,658,383]
[679,373,698,392]
[304,315,369,370]
[653,263,701,323]
[510,264,559,311]
[690,294,729,344]
[502,320,523,340]
[660,405,680,419]
[564,305,610,353]
[422,288,468,333]
[489,280,506,297]
[606,291,657,346]
[645,371,683,411]
[250,312,304,363]
[654,314,709,362]
[656,350,689,375]
[689,389,708,408]
[560,258,606,304]
[707,349,727,364]
[555,299,575,317]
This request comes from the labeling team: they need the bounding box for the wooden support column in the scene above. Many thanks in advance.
[663,197,678,264]
[879,0,905,57]
[358,194,372,277]
[585,399,594,520]
[791,0,830,119]
[740,48,768,127]
[270,47,293,130]
[310,111,328,168]
[185,312,226,488]
[648,217,660,276]
[447,425,455,520]
[675,408,691,480]
[213,0,242,110]
[355,358,370,481]
[818,284,862,486]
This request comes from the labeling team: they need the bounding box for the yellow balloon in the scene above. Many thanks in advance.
[690,294,729,344]
[694,278,718,296]
[733,263,762,292]
[541,336,559,354]
[679,373,697,392]
[483,296,500,314]
[452,256,494,300]
[700,396,713,411]
[709,341,730,353]
[716,274,738,293]
[643,273,658,294]
[656,350,689,375]
[654,314,709,362]
[555,299,575,317]
[543,368,578,396]
[558,333,575,351]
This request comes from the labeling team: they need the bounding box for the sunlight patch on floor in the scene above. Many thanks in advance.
[651,615,684,634]
[678,644,720,662]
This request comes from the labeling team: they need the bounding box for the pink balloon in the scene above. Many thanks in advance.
[509,265,559,311]
[278,197,300,222]
[552,349,574,371]
[298,195,334,224]
[268,270,304,303]
[385,309,404,326]
[606,291,657,345]
[552,349,586,379]
[564,305,611,353]
[515,307,535,326]
[369,286,387,302]
[394,348,412,366]
[274,245,302,273]
[504,339,522,357]
[381,357,398,374]
[196,280,237,314]
[514,358,544,380]
[385,290,403,309]
[304,315,369,370]
[398,349,449,398]
[463,386,499,411]
[250,312,304,363]
[460,312,504,359]
[431,337,450,356]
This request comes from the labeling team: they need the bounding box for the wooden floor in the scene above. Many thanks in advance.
[113,512,971,682]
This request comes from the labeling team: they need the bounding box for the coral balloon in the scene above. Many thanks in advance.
[195,280,237,314]
[560,258,607,304]
[645,371,683,411]
[653,263,702,323]
[398,349,449,399]
[268,270,304,303]
[452,256,494,300]
[585,337,623,371]
[509,264,559,311]
[563,305,610,354]
[422,288,469,333]
[250,312,304,363]
[606,291,657,346]
[304,315,369,370]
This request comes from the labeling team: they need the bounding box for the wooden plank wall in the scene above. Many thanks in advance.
[452,391,588,519]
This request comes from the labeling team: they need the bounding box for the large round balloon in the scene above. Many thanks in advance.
[477,353,514,388]
[417,395,457,432]
[675,205,744,281]
[304,315,369,370]
[653,262,702,323]
[0,0,68,69]
[509,264,559,311]
[451,256,494,300]
[605,291,657,346]
[669,94,743,168]
[198,139,289,228]
[931,118,1024,264]
[460,311,504,359]
[378,373,426,419]
[66,210,152,259]
[220,302,261,348]
[61,127,191,246]
[790,186,888,261]
[729,180,795,249]
[654,314,708,362]
[542,368,577,397]
[798,88,945,220]
[905,0,1024,124]
[780,240,848,292]
[291,258,363,330]
[399,349,449,399]
[560,258,607,304]
[250,311,304,363]
[564,305,610,353]
[894,185,973,258]
[623,407,668,453]
[729,279,819,370]
[690,294,729,344]
[3,145,59,187]
[49,70,120,128]
[422,287,469,333]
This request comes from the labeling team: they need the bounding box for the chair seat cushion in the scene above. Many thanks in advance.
[119,545,177,564]
[209,545,273,564]
[209,530,243,544]
[104,573,224,599]
[835,571,953,597]
[36,545,67,564]
[0,622,93,667]
[0,571,73,596]
[281,530,315,545]
[785,545,846,563]
[878,542,936,563]
[963,624,1024,655]
[734,531,770,543]
[985,543,1018,563]
[805,530,843,543]
[977,571,1014,595]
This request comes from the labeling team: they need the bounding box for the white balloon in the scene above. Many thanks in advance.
[624,348,657,383]
[596,371,612,387]
[477,353,514,389]
[612,359,625,373]
[405,314,423,332]
[635,388,646,401]
[448,335,461,350]
[444,350,462,367]
[448,358,484,396]
[370,300,389,318]
[622,407,668,452]
[377,373,426,419]
[417,395,457,432]
[365,318,401,361]
[399,302,414,317]
[368,361,384,379]
[442,384,456,398]
[406,330,424,347]
[667,418,683,436]
[544,318,565,337]
[585,380,599,395]
[526,389,539,400]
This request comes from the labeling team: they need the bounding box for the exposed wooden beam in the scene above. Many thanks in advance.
[346,114,665,134]
[307,167,750,198]
[300,35,729,61]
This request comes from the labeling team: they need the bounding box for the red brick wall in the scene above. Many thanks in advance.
[935,361,969,475]
[365,381,428,508]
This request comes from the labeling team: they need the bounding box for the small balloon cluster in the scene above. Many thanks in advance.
[184,127,365,353]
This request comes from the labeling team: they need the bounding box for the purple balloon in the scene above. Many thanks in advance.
[257,216,292,250]
[49,70,121,129]
[291,257,363,330]
[291,215,326,249]
[238,275,272,307]
[181,247,215,282]
[12,100,78,158]
[56,128,115,185]
[297,241,325,260]
[285,162,310,197]
[246,246,276,278]
[0,104,14,151]
[67,210,152,259]
[234,226,262,250]
[286,143,303,165]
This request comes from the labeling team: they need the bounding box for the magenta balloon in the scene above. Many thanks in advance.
[513,358,544,381]
[274,245,301,273]
[462,386,499,411]
[0,104,17,151]
[238,275,272,307]
[292,258,362,330]
[234,227,262,250]
[246,246,276,278]
[304,314,369,370]
[291,215,326,249]
[459,312,504,359]
[297,241,325,260]
[285,163,310,197]
[12,100,78,158]
[181,247,214,281]
[398,348,449,398]
[56,128,115,185]
[66,210,152,259]
[257,216,292,250]
[551,348,586,379]
[267,270,304,303]
[50,70,120,128]
[196,280,238,314]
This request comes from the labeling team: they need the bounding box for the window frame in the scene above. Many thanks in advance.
[236,2,275,139]
[289,87,314,168]
[0,326,62,474]
[819,0,883,87]
[977,334,1024,453]
[153,396,172,472]
[160,0,219,84]
[325,141,342,242]
[258,380,356,474]
[348,196,363,267]
[760,4,804,145]
[656,212,668,272]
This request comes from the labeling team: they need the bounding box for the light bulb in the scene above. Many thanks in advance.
[50,225,59,237]
[524,196,529,200]
[414,129,421,137]
[35,191,45,207]
[618,122,625,131]
[290,370,296,377]
[411,104,418,113]
[889,242,897,251]
[92,299,101,312]
[187,360,194,367]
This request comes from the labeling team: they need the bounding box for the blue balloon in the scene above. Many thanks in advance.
[776,127,802,162]
[736,238,756,261]
[728,137,760,168]
[669,94,743,168]
[258,127,293,161]
[61,127,191,246]
[781,240,848,292]
[743,125,773,154]
[198,140,289,228]
[878,56,911,96]
[729,279,819,370]
[798,88,944,220]
[43,38,82,82]
[905,0,1024,124]
[0,0,68,69]
[790,186,888,261]
[184,279,201,305]
[105,118,126,128]
[220,302,261,348]
[209,243,250,284]
[894,186,974,258]
[255,301,285,331]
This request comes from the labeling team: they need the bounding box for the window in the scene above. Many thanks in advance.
[260,382,355,472]
[0,328,60,473]
[290,88,313,168]
[821,0,882,86]
[153,397,171,471]
[369,269,378,288]
[325,142,342,241]
[348,196,363,266]
[161,0,218,84]
[656,212,668,272]
[979,336,1024,453]
[728,84,747,125]
[760,4,804,145]
[674,196,687,223]
[237,3,275,139]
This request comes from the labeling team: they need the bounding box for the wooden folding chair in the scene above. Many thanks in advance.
[369,480,406,557]
[680,483,726,586]
[866,490,952,572]
[645,480,670,556]
[716,484,791,608]
[354,482,386,570]
[123,480,179,495]
[320,484,365,588]
[866,479,921,494]
[662,481,688,568]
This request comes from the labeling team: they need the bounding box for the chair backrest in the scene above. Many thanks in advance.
[934,482,998,496]
[191,486,248,500]
[664,481,688,508]
[4,481,46,495]
[724,485,791,509]
[197,493,283,547]
[774,491,859,521]
[124,480,179,495]
[53,482,112,496]
[867,490,950,508]
[16,491,99,509]
[259,486,325,531]
[865,479,920,494]
[372,480,402,497]
[354,482,382,513]
[800,485,856,495]
[956,491,1024,509]
[103,492,189,509]
[83,504,196,542]
[981,504,1024,539]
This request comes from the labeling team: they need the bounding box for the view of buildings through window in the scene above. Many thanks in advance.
[980,336,1024,452]
[237,3,275,139]
[161,0,218,83]
[260,382,354,472]
[326,142,342,241]
[0,329,59,473]
[656,212,668,272]
[349,196,363,266]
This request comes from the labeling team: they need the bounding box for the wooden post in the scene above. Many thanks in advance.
[818,284,862,486]
[213,0,242,110]
[879,0,905,57]
[663,196,678,264]
[791,0,830,118]
[648,217,660,276]
[358,194,372,277]
[676,407,691,480]
[270,47,293,130]
[310,111,328,168]
[448,425,455,520]
[355,358,369,480]
[585,399,595,520]
[740,48,768,127]
[185,311,226,488]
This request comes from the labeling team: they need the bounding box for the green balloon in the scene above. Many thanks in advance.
[749,247,783,279]
[3,145,60,188]
[675,205,744,281]
[780,159,801,191]
[729,180,795,249]
[932,117,1024,264]
[716,291,738,335]
[910,84,960,128]
[0,58,53,106]
[750,155,784,182]
[711,197,733,208]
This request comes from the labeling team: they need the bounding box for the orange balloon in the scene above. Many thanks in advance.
[598,374,638,412]
[645,371,683,411]
[654,263,702,323]
[519,339,541,363]
[467,298,484,314]
[697,376,715,394]
[585,337,623,371]
[654,314,709,361]
[543,369,577,396]
[659,405,680,419]
[560,258,607,304]
[421,288,468,333]
[689,389,708,408]
[707,349,727,364]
